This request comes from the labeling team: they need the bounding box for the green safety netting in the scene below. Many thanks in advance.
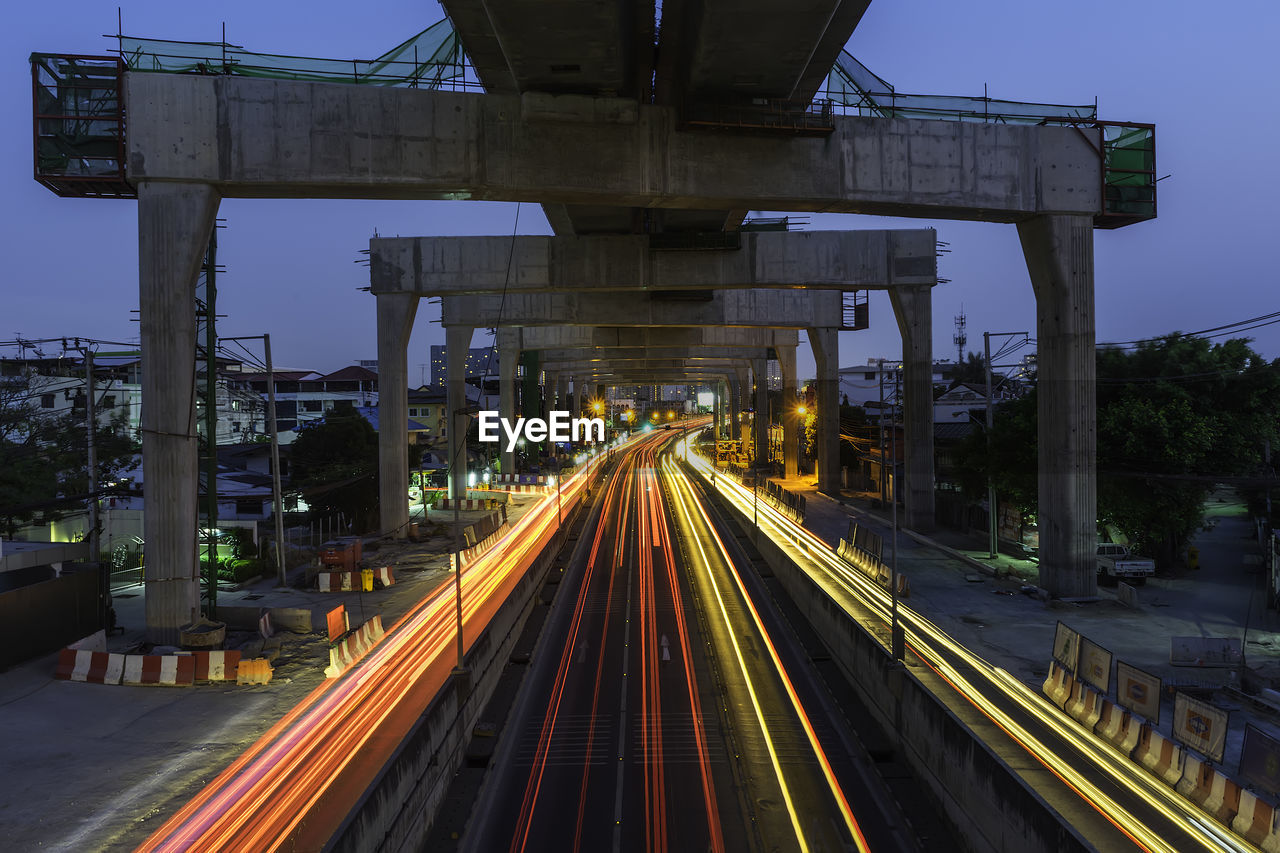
[825,50,1096,124]
[119,18,464,87]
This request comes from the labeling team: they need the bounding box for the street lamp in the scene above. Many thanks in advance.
[451,404,480,674]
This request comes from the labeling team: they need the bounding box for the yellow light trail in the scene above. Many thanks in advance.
[680,438,1251,853]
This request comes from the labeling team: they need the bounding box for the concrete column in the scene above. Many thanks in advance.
[138,182,219,644]
[545,370,559,413]
[569,375,581,419]
[447,326,474,500]
[713,380,723,440]
[752,358,768,467]
[498,328,519,475]
[556,373,568,412]
[889,284,936,533]
[377,293,420,538]
[808,327,841,495]
[1019,215,1097,598]
[777,344,799,479]
[728,373,741,446]
[733,366,750,448]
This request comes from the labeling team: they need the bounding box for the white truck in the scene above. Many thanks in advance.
[1096,543,1156,584]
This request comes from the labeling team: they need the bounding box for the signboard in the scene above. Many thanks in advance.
[1170,636,1242,667]
[326,603,349,644]
[1239,725,1280,796]
[1173,691,1229,763]
[1115,661,1162,723]
[1052,621,1080,672]
[1077,637,1113,693]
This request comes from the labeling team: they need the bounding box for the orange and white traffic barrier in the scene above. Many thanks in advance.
[372,566,395,588]
[1232,788,1280,851]
[317,570,361,592]
[1134,725,1184,786]
[435,498,491,511]
[324,616,385,679]
[1177,755,1242,825]
[123,654,196,687]
[236,658,273,685]
[1066,682,1104,730]
[55,648,125,684]
[191,650,241,682]
[1041,661,1073,709]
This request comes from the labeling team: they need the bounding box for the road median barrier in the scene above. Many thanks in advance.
[1065,681,1104,730]
[1040,661,1073,709]
[1135,725,1185,786]
[325,615,386,679]
[1177,755,1242,824]
[1232,787,1280,850]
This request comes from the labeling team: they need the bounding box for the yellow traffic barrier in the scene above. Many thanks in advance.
[361,568,374,592]
[236,658,273,685]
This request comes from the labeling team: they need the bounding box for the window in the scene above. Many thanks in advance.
[864,372,875,380]
[409,407,419,417]
[102,395,116,409]
[235,499,263,516]
[300,400,323,413]
[232,423,241,433]
[41,393,55,409]
[333,400,353,411]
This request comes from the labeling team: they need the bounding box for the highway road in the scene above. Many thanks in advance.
[681,436,1257,853]
[465,429,905,853]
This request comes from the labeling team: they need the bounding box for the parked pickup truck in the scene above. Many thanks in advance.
[1096,543,1156,584]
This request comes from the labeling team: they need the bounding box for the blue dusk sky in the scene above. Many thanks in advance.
[3,0,1275,381]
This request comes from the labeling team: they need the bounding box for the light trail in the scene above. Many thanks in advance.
[663,451,871,853]
[139,441,617,852]
[679,435,1253,853]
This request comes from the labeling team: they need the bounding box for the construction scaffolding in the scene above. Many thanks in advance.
[825,51,1156,228]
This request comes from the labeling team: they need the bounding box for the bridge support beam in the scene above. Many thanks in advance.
[377,292,419,538]
[889,284,936,533]
[1019,214,1097,598]
[139,182,220,643]
[809,327,841,495]
[777,344,799,480]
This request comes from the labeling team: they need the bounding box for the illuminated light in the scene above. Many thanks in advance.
[796,405,808,416]
[482,471,491,484]
[467,471,477,487]
[680,449,1241,853]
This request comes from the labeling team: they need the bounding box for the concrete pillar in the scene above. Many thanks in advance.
[713,380,723,440]
[777,344,799,479]
[498,328,519,475]
[734,366,751,448]
[808,327,840,495]
[889,285,936,533]
[752,358,768,467]
[138,182,219,643]
[569,375,581,419]
[728,373,741,446]
[377,292,420,538]
[447,326,474,500]
[1019,215,1097,598]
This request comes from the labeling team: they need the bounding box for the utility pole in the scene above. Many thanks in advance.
[984,332,997,560]
[264,335,286,587]
[83,348,99,562]
[983,331,1030,562]
[224,334,287,587]
[878,359,887,508]
[200,231,219,618]
[891,365,902,661]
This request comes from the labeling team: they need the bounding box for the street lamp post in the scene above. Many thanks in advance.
[452,405,479,673]
[891,365,903,661]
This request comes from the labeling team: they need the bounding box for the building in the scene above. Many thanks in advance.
[240,365,379,443]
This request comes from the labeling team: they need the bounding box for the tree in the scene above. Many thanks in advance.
[949,351,988,389]
[953,335,1280,568]
[288,408,381,532]
[0,370,139,541]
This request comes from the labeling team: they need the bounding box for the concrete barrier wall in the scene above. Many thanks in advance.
[327,502,585,853]
[719,494,1090,853]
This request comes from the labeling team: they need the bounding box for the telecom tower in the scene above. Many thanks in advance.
[953,309,967,365]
